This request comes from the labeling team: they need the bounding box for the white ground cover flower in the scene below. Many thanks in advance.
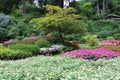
[0,56,120,79]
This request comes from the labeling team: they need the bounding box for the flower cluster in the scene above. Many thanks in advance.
[3,39,18,45]
[61,48,120,60]
[25,36,53,41]
[40,45,65,55]
[3,36,53,46]
[99,40,120,53]
[100,44,120,53]
[99,40,120,45]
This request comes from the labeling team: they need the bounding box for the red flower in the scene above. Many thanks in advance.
[73,43,79,48]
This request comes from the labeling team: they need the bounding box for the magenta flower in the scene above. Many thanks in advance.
[61,48,120,60]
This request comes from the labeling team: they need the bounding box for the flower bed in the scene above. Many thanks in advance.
[61,48,120,60]
[99,40,120,53]
[3,36,53,46]
[99,40,120,45]
[100,44,120,53]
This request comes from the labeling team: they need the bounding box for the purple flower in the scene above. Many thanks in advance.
[61,48,120,60]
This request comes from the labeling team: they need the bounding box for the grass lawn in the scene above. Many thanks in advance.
[0,56,120,80]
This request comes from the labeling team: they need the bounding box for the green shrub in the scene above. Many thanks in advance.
[114,33,120,40]
[0,13,10,40]
[106,36,114,40]
[35,39,51,48]
[84,35,99,48]
[8,44,39,55]
[87,20,120,40]
[0,47,32,60]
[78,44,91,49]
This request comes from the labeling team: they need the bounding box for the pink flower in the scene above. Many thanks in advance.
[61,48,120,60]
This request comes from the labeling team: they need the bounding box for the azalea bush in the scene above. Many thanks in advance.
[3,36,53,46]
[61,48,120,60]
[100,45,120,53]
[99,40,120,52]
[99,40,120,45]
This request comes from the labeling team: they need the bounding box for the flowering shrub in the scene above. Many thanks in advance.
[99,40,120,53]
[100,45,120,53]
[40,45,65,55]
[3,39,19,46]
[3,36,53,46]
[25,36,53,41]
[99,40,120,45]
[61,48,120,60]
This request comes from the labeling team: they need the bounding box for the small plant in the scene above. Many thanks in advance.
[0,47,32,60]
[40,45,65,55]
[78,44,91,49]
[35,39,51,48]
[8,44,39,55]
[106,36,114,40]
[84,35,99,48]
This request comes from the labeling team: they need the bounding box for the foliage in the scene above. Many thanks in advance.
[78,44,91,49]
[0,13,10,40]
[35,39,51,48]
[7,16,38,39]
[83,35,99,48]
[80,2,93,19]
[114,33,120,40]
[61,48,120,60]
[77,0,120,19]
[106,36,115,40]
[87,20,120,40]
[0,0,20,14]
[30,5,87,44]
[0,47,32,60]
[8,44,39,55]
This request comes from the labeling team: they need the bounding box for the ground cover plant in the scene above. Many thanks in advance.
[0,0,120,79]
[0,56,120,80]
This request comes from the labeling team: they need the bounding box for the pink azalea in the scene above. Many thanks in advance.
[61,48,120,60]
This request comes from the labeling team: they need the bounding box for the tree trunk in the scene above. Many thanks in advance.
[103,0,105,13]
[97,0,100,14]
[102,0,105,19]
[60,0,64,8]
[58,29,65,44]
[22,0,26,15]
